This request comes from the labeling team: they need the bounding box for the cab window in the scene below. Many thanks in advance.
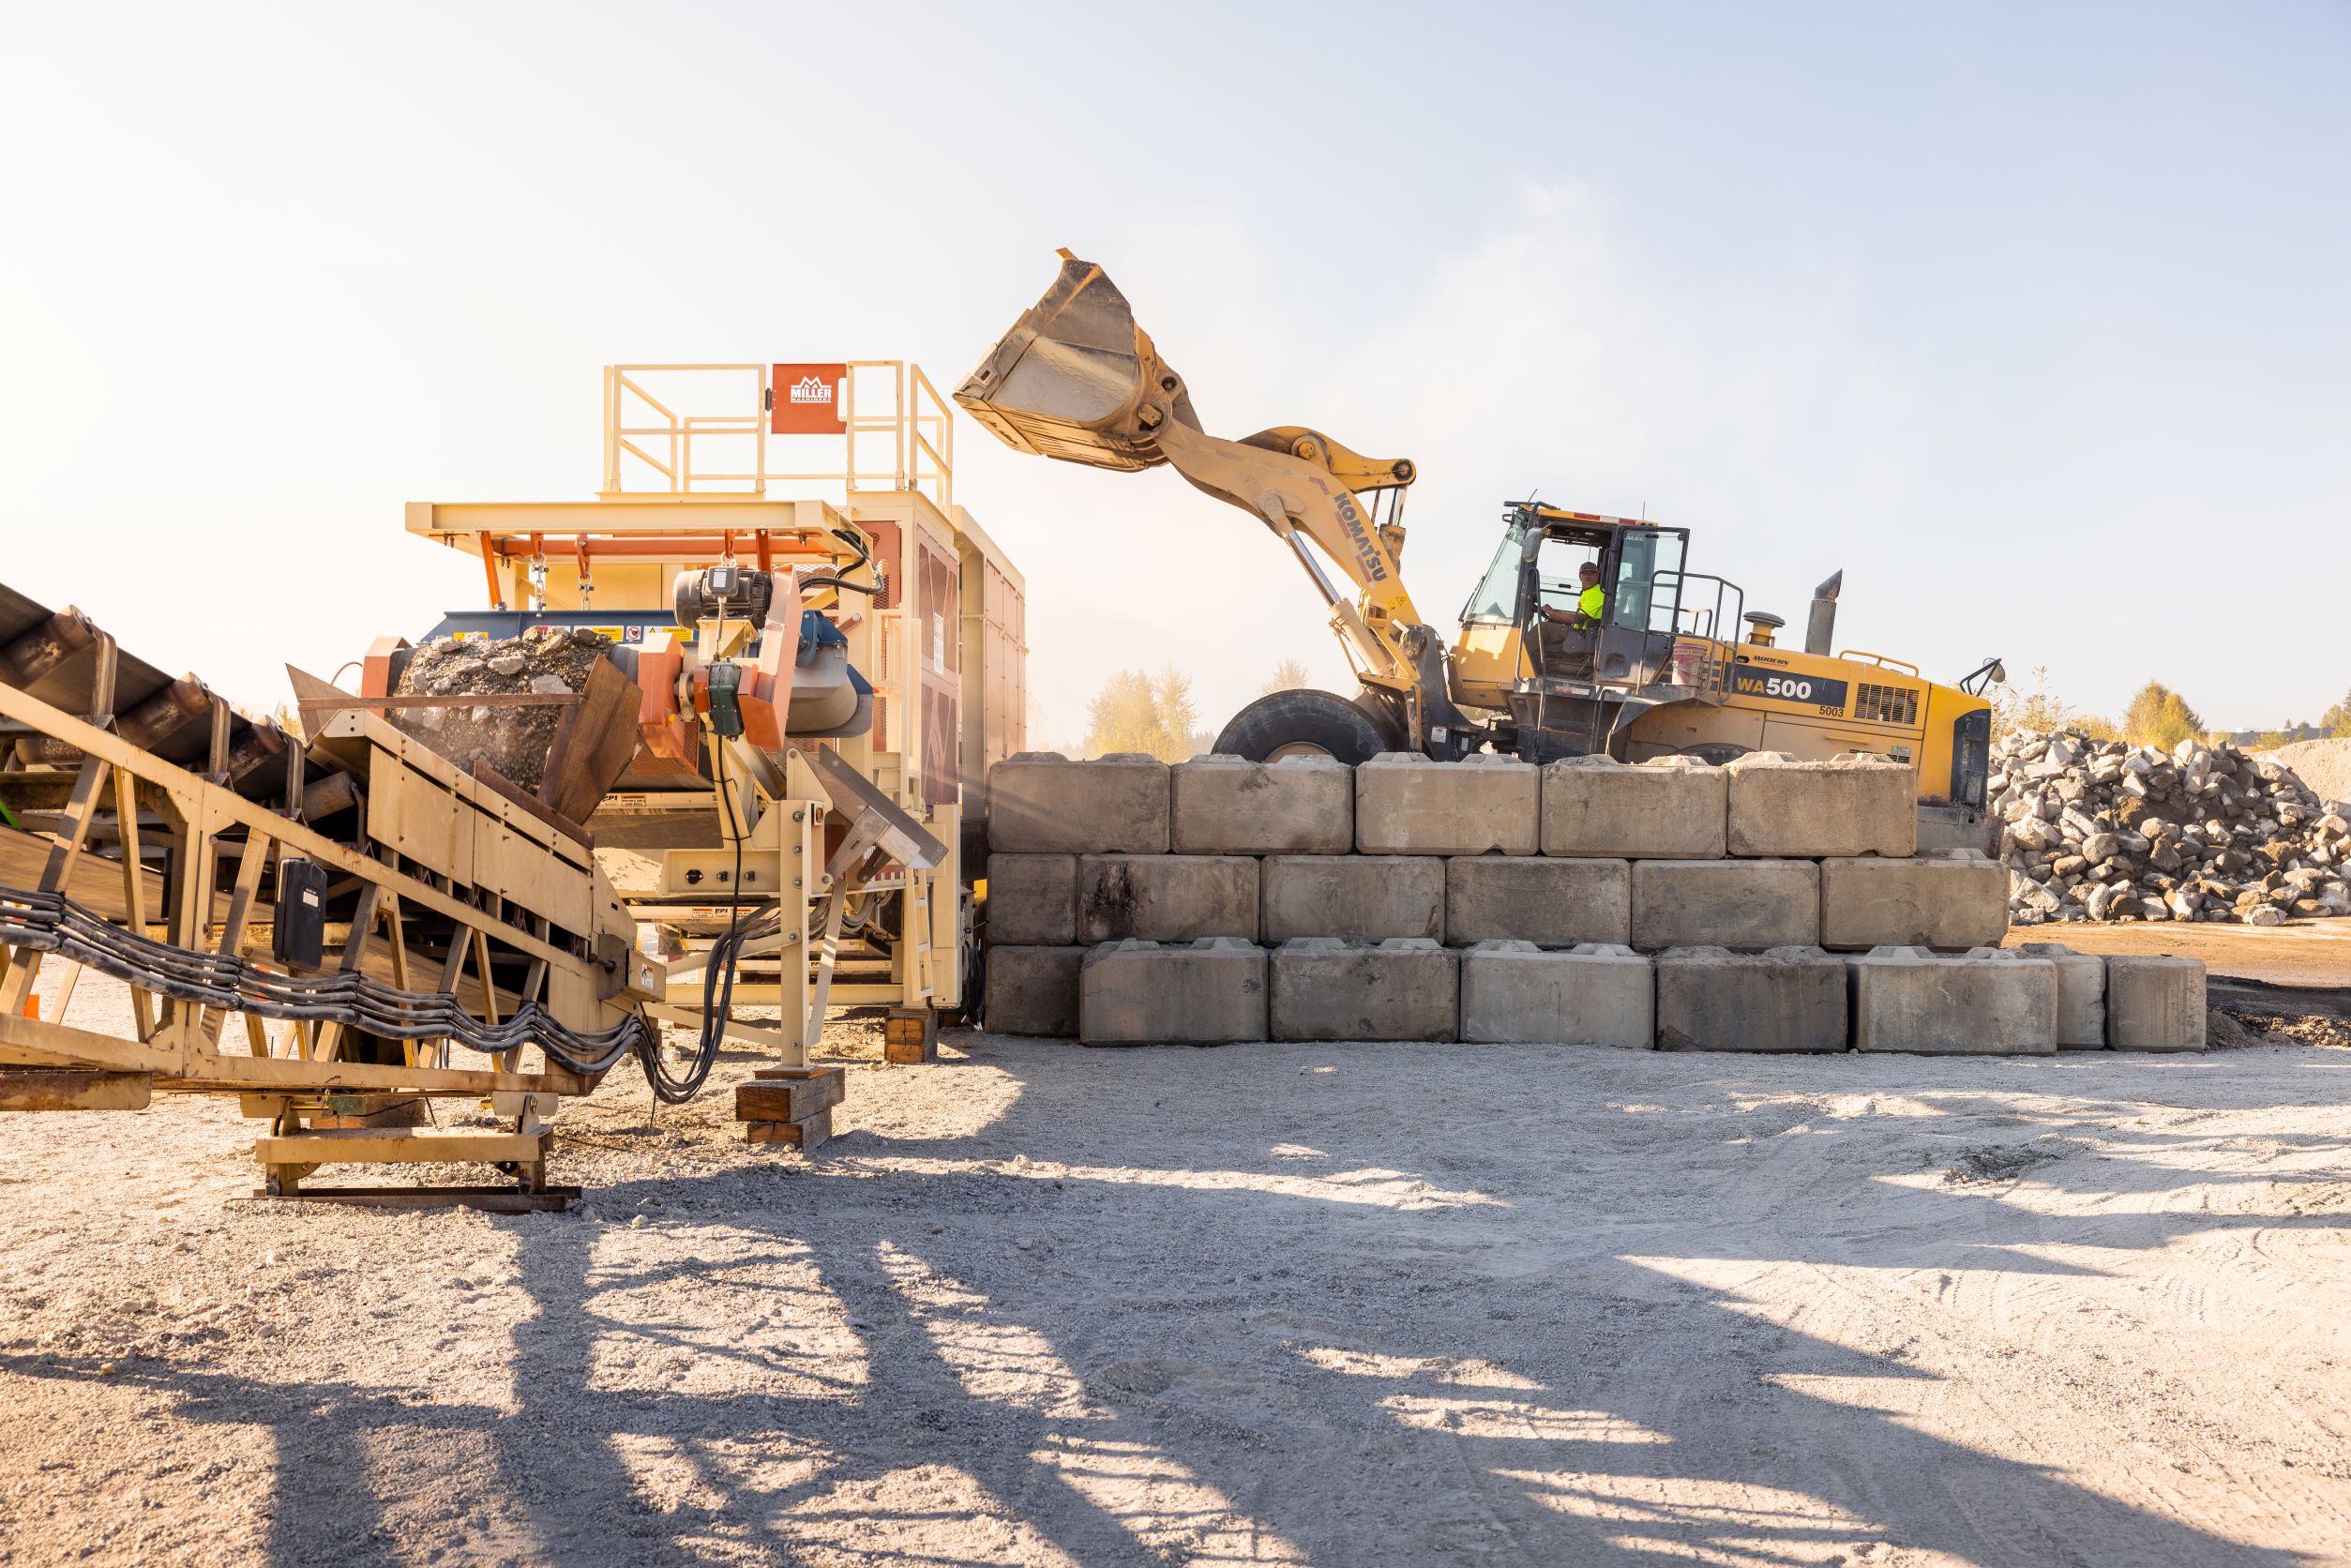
[1536,538,1597,617]
[1611,529,1686,633]
[1461,527,1524,624]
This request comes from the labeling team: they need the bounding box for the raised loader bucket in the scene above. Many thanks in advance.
[954,251,1199,472]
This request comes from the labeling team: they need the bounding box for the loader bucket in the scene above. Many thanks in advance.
[954,251,1198,472]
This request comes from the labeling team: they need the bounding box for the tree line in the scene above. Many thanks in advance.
[1996,669,2351,750]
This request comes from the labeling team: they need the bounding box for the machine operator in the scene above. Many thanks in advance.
[1534,561,1605,675]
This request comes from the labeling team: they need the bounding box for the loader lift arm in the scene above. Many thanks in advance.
[956,252,1469,749]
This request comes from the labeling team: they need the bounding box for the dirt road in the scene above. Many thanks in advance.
[3,973,2349,1566]
[2005,915,2351,989]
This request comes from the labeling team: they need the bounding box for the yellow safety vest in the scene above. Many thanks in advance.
[1577,584,1605,622]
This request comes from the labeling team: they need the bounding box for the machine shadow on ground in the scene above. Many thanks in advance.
[7,1038,2343,1566]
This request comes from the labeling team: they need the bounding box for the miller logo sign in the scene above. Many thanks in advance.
[771,363,849,435]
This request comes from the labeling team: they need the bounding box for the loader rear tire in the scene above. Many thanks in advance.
[1213,689,1394,764]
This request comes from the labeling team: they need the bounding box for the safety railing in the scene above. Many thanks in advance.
[1838,649,1921,676]
[600,362,955,508]
[1657,571,1742,699]
[1660,573,1741,646]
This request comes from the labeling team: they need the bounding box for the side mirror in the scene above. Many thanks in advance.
[1989,660,2008,686]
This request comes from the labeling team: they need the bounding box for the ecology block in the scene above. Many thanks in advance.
[1078,939,1268,1046]
[1268,937,1459,1042]
[987,752,1170,854]
[1356,752,1539,855]
[1654,945,1848,1052]
[1847,946,2057,1055]
[985,853,1076,946]
[1171,754,1353,854]
[1446,856,1631,948]
[1458,941,1653,1047]
[2015,942,2107,1048]
[1818,851,2008,951]
[1260,854,1446,943]
[1631,859,1820,952]
[1077,854,1259,943]
[1542,756,1727,859]
[1725,751,1917,858]
[982,945,1087,1038]
[2104,956,2207,1052]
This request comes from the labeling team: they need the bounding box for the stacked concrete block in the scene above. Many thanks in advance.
[1171,755,1353,853]
[988,752,1170,853]
[981,750,2144,1053]
[1079,938,1268,1046]
[1459,941,1653,1047]
[984,945,1088,1038]
[1077,854,1259,943]
[2104,956,2207,1051]
[986,853,1077,945]
[1543,756,1727,859]
[1269,937,1459,1042]
[1356,752,1539,855]
[1818,851,2008,951]
[2015,942,2108,1048]
[1447,856,1631,948]
[1847,946,2057,1055]
[1261,854,1445,942]
[1655,946,1848,1052]
[1726,752,1917,859]
[1632,859,1819,951]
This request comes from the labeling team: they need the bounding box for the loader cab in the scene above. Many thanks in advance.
[1461,505,1690,687]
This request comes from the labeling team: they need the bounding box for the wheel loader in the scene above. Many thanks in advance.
[955,250,2002,849]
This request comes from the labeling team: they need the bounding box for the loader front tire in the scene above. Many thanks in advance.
[1213,688,1396,764]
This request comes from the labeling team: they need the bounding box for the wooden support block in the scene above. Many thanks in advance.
[883,1007,937,1063]
[0,1069,153,1112]
[734,1067,844,1124]
[254,1126,550,1168]
[309,1094,430,1130]
[745,1108,832,1151]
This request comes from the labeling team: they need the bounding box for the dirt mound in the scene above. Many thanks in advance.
[2267,736,2351,807]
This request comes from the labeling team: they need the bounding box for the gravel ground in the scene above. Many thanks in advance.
[4,973,2350,1566]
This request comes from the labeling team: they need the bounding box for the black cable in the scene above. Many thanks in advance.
[0,885,649,1075]
[634,599,764,1104]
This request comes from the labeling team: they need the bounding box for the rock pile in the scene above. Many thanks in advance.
[1995,729,2351,925]
[393,626,613,792]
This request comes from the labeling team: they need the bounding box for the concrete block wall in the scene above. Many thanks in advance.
[1848,947,2057,1055]
[986,754,2200,1048]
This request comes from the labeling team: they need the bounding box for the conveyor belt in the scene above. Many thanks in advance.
[0,582,298,797]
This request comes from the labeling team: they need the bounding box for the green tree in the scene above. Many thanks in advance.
[1989,666,2071,739]
[2322,690,2351,738]
[2121,681,2203,750]
[2074,713,2120,742]
[1261,658,1309,696]
[1151,665,1199,759]
[1082,665,1201,762]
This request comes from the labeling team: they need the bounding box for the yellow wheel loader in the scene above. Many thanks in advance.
[956,251,2002,849]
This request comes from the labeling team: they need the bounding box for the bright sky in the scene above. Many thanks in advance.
[4,3,2344,744]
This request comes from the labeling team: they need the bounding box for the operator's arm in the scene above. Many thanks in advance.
[1539,596,1603,628]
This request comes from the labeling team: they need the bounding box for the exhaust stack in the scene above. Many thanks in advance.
[1805,570,1843,657]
